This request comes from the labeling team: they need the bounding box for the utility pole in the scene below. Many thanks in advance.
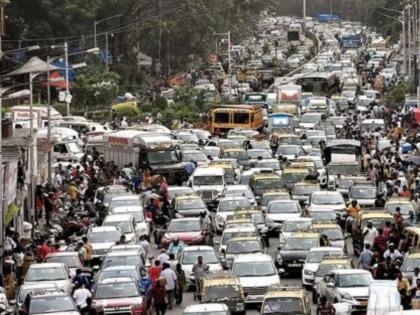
[29,71,35,223]
[303,0,306,28]
[0,4,3,258]
[408,5,412,78]
[105,32,109,68]
[64,41,70,115]
[47,57,52,184]
[403,8,408,76]
[157,0,162,73]
[228,31,232,103]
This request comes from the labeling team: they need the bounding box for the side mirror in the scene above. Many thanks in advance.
[214,241,220,246]
[278,268,285,275]
[327,282,335,288]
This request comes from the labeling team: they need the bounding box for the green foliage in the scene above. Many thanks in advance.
[72,64,120,113]
[385,80,415,108]
[112,101,140,119]
[53,103,67,115]
[152,96,168,111]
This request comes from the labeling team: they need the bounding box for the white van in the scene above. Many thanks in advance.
[189,167,225,207]
[367,280,401,315]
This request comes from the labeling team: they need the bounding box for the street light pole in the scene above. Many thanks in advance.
[29,72,35,223]
[408,5,412,78]
[64,41,70,115]
[47,57,52,184]
[93,14,122,50]
[303,0,306,27]
[105,32,109,68]
[228,31,231,103]
[403,9,408,76]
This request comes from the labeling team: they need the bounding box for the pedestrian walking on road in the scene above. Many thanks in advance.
[160,262,177,310]
[152,279,167,315]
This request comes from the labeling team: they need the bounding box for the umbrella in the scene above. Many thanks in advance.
[404,155,420,166]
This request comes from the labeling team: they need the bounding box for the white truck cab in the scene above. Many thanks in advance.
[189,167,225,208]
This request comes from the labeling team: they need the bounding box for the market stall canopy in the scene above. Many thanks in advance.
[6,56,59,76]
[41,71,75,89]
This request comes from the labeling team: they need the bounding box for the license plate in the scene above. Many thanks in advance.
[288,263,301,267]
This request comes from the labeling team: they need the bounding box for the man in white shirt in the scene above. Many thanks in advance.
[362,221,378,247]
[160,262,177,309]
[139,235,152,259]
[73,282,92,308]
[157,249,169,266]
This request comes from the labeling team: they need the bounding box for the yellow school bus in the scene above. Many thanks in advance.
[211,104,264,134]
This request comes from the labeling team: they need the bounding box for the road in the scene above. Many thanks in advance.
[152,230,355,315]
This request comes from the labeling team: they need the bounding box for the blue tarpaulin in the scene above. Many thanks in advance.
[51,60,76,82]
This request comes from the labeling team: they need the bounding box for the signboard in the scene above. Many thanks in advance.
[4,161,17,206]
[12,109,39,121]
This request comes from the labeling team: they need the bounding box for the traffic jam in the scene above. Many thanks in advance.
[4,13,420,315]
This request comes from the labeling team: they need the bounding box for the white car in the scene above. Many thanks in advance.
[102,213,138,244]
[231,254,280,304]
[108,195,141,212]
[302,247,344,287]
[88,226,123,259]
[299,113,323,129]
[223,185,256,205]
[189,167,226,207]
[266,200,302,231]
[215,196,251,233]
[279,218,313,247]
[307,191,346,218]
[179,246,222,287]
[111,205,150,238]
[24,263,72,293]
[315,269,373,310]
[183,304,229,315]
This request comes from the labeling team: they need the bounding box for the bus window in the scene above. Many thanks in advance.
[251,113,255,123]
[234,113,250,124]
[215,112,230,123]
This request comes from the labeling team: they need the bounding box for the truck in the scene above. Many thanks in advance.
[341,34,362,51]
[277,84,302,104]
[103,130,188,184]
[11,105,63,129]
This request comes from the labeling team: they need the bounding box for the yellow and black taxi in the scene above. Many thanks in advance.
[171,193,208,218]
[222,232,266,269]
[220,147,251,169]
[260,189,291,211]
[209,160,236,185]
[261,286,311,315]
[312,221,345,251]
[401,251,420,283]
[276,231,329,272]
[201,273,246,314]
[249,172,284,202]
[385,197,415,224]
[281,167,311,191]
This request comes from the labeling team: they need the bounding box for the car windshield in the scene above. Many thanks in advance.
[103,221,133,234]
[147,150,178,165]
[309,211,337,221]
[182,250,219,265]
[103,190,129,204]
[194,176,223,186]
[338,273,373,287]
[233,261,276,277]
[219,199,251,212]
[95,282,139,299]
[254,161,280,170]
[45,256,79,268]
[102,255,142,269]
[168,189,193,200]
[224,151,248,160]
[284,237,317,250]
[307,251,343,263]
[277,146,301,155]
[97,269,139,282]
[182,152,207,162]
[268,202,299,213]
[177,199,206,210]
[204,286,242,301]
[283,172,309,183]
[109,198,140,210]
[30,296,76,314]
[255,179,283,190]
[247,150,272,159]
[261,194,290,206]
[350,187,376,199]
[321,228,344,241]
[402,258,420,272]
[301,114,321,123]
[386,203,414,215]
[88,231,121,243]
[26,267,67,282]
[263,297,304,314]
[250,141,270,150]
[67,142,82,154]
[283,221,312,233]
[227,240,262,254]
[225,189,253,199]
[313,194,343,205]
[316,263,350,277]
[293,185,319,195]
[168,220,201,232]
[327,164,359,175]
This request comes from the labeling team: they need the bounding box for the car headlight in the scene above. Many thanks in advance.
[341,292,353,301]
[216,214,224,223]
[304,270,314,275]
[266,217,274,225]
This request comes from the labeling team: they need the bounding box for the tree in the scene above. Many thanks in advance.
[72,64,120,113]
